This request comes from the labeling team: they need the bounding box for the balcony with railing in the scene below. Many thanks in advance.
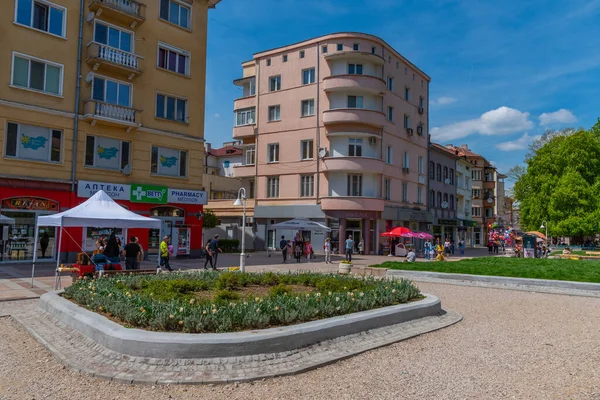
[89,0,146,28]
[86,42,143,80]
[83,100,142,131]
[323,108,386,128]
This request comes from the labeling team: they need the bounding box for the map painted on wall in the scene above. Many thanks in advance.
[160,155,177,168]
[21,134,47,150]
[97,145,119,160]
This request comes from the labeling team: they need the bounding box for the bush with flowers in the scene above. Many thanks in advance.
[62,271,421,333]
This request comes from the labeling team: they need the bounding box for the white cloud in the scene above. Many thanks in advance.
[214,113,221,118]
[495,133,542,152]
[432,96,457,106]
[538,109,577,126]
[431,106,534,142]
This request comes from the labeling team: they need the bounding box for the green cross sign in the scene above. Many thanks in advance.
[130,184,168,204]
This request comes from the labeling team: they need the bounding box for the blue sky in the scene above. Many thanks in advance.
[204,0,600,181]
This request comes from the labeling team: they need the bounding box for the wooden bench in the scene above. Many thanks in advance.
[585,251,600,255]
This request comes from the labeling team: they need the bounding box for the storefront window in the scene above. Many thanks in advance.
[150,206,185,217]
[84,227,125,252]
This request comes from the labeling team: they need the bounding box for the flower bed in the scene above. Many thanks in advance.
[62,271,421,333]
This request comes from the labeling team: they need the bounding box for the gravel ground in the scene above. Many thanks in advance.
[1,283,600,400]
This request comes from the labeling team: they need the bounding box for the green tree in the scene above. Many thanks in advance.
[202,209,218,230]
[514,126,600,236]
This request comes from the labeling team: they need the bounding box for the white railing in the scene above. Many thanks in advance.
[95,44,139,70]
[90,101,137,124]
[93,0,144,17]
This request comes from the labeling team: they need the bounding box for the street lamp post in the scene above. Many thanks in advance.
[233,187,247,272]
[540,220,548,247]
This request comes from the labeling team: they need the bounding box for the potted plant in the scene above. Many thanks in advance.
[338,260,353,274]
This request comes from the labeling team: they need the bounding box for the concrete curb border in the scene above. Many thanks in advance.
[387,270,600,291]
[39,292,442,359]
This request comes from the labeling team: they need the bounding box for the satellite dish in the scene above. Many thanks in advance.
[318,148,328,158]
[487,198,493,203]
[85,72,94,84]
[121,164,132,176]
[247,117,254,124]
[444,178,450,184]
[441,201,449,209]
[86,12,95,23]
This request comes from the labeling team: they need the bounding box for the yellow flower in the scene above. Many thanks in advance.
[351,298,355,302]
[142,309,146,313]
[178,321,183,326]
[306,293,310,297]
[212,309,217,314]
[139,307,144,311]
[179,307,184,313]
[335,297,340,302]
[392,289,396,293]
[275,306,279,311]
[189,298,195,304]
[359,292,364,297]
[169,314,174,319]
[108,293,112,297]
[328,292,332,296]
[256,308,260,313]
[295,297,299,300]
[343,287,347,290]
[336,306,340,311]
[98,306,103,311]
[202,310,207,315]
[255,297,260,302]
[316,293,321,297]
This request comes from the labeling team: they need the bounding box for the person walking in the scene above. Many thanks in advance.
[203,239,214,270]
[324,238,332,264]
[305,240,313,262]
[279,235,289,263]
[444,238,451,258]
[459,240,465,256]
[103,232,120,263]
[40,232,50,258]
[159,236,173,272]
[209,235,222,268]
[122,236,141,270]
[424,239,431,260]
[294,233,304,263]
[358,238,364,255]
[345,235,354,262]
[134,237,144,269]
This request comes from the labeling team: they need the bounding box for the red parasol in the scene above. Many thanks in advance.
[381,226,412,237]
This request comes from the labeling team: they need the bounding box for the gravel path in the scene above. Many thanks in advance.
[1,283,600,399]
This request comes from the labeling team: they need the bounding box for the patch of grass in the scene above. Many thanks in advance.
[549,250,587,256]
[62,271,421,333]
[372,257,600,283]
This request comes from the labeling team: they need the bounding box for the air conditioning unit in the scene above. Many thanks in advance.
[418,107,424,114]
[406,128,414,136]
[417,125,424,135]
[402,167,410,173]
[368,137,377,145]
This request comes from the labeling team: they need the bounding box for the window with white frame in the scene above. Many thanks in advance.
[417,186,423,204]
[301,140,313,160]
[472,206,481,217]
[472,189,481,198]
[348,138,362,156]
[268,105,281,121]
[267,143,279,163]
[403,152,410,168]
[386,106,394,122]
[419,96,424,109]
[429,161,435,179]
[159,0,190,29]
[234,107,255,126]
[321,45,328,53]
[443,166,448,180]
[337,43,343,51]
[92,75,131,106]
[371,46,377,54]
[302,68,315,84]
[300,175,314,197]
[384,178,391,200]
[151,146,187,177]
[11,52,62,96]
[402,182,408,202]
[244,145,255,165]
[299,50,305,58]
[348,64,363,75]
[4,122,61,163]
[347,95,363,108]
[347,174,362,196]
[156,93,187,122]
[436,164,442,181]
[269,75,281,92]
[472,170,482,180]
[404,87,410,101]
[94,21,132,53]
[485,208,493,218]
[158,43,190,76]
[386,145,392,164]
[85,135,130,170]
[403,114,411,129]
[282,54,288,62]
[387,76,394,91]
[15,0,66,37]
[267,177,279,198]
[450,168,455,184]
[418,156,424,174]
[353,43,359,51]
[301,99,314,116]
[266,58,271,66]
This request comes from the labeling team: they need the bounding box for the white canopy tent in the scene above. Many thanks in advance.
[32,190,161,288]
[270,219,331,231]
[0,214,15,225]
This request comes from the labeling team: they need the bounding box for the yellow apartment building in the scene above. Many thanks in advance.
[0,0,222,263]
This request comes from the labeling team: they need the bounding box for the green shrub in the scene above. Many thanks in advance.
[269,284,293,297]
[260,272,280,286]
[218,239,239,252]
[214,289,241,302]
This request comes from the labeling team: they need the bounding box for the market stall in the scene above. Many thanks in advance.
[31,190,161,289]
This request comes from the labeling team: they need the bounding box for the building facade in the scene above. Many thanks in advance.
[0,0,221,263]
[428,144,458,243]
[231,33,431,254]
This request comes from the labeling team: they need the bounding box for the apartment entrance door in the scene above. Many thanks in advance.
[346,219,362,253]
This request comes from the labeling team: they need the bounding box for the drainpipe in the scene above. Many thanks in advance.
[315,43,321,206]
[70,0,85,193]
[254,60,261,249]
[426,80,431,231]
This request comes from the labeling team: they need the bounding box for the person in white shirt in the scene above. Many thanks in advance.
[324,237,332,264]
[406,249,416,262]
